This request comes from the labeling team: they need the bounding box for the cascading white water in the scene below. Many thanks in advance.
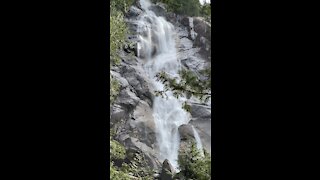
[191,125,205,157]
[137,0,190,169]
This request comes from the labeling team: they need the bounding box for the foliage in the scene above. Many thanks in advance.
[120,152,154,180]
[200,2,211,23]
[110,162,132,180]
[110,134,154,179]
[110,0,135,66]
[182,101,192,112]
[156,68,211,103]
[111,0,134,14]
[175,141,211,179]
[167,0,201,16]
[154,0,211,17]
[110,6,128,65]
[110,137,131,179]
[110,137,126,160]
[110,75,120,105]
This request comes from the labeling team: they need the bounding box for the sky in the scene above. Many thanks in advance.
[199,0,211,5]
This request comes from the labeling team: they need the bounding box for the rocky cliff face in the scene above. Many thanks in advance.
[110,0,211,173]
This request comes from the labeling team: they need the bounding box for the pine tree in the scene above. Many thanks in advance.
[175,141,212,179]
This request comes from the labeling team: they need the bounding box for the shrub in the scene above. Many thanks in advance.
[110,76,120,105]
[110,136,154,179]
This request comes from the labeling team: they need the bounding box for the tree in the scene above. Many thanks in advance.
[200,2,211,22]
[175,141,211,179]
[155,0,201,17]
[110,1,129,65]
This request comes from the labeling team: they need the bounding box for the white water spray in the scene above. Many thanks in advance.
[191,125,204,157]
[137,0,190,169]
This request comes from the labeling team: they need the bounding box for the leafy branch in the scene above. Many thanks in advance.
[155,68,211,103]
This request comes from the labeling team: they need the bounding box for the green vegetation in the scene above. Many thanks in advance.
[157,0,201,16]
[110,133,154,180]
[175,141,212,179]
[110,0,134,65]
[110,6,127,65]
[110,137,131,180]
[155,68,211,110]
[110,136,126,160]
[200,2,211,23]
[110,75,120,105]
[111,0,134,14]
[153,0,211,18]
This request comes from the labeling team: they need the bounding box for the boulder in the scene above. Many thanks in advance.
[121,65,154,105]
[115,87,140,111]
[193,17,211,41]
[123,137,162,169]
[178,124,195,140]
[160,159,175,180]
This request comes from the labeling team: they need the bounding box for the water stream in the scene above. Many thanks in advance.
[136,0,190,169]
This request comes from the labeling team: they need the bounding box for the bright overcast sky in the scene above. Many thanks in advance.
[199,0,211,5]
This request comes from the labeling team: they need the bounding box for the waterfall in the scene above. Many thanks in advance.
[136,0,190,169]
[191,125,205,157]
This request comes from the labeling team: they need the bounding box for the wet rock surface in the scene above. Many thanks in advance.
[178,124,195,140]
[189,103,211,153]
[190,120,211,154]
